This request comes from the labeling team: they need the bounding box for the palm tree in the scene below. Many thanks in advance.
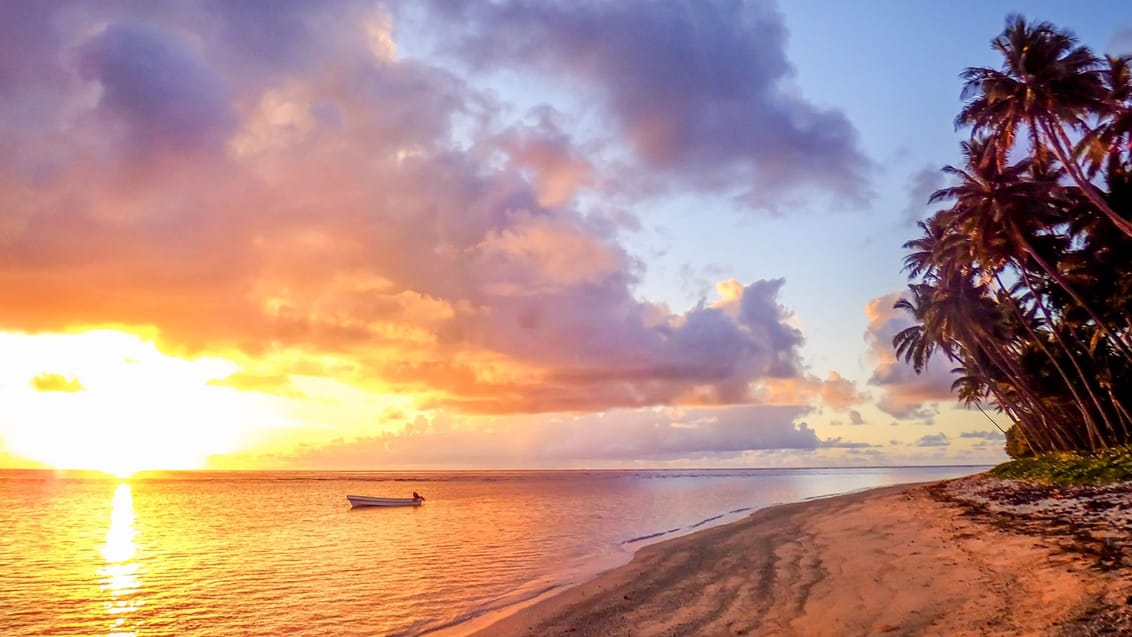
[1079,55,1132,181]
[894,275,1066,450]
[957,15,1132,237]
[893,284,941,374]
[897,16,1132,453]
[929,139,1132,360]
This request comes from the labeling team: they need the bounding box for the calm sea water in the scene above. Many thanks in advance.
[0,466,982,636]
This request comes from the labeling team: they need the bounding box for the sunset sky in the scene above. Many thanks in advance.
[3,1,1131,474]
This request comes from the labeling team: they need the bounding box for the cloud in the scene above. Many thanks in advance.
[818,371,869,411]
[900,165,944,225]
[207,372,303,398]
[31,373,84,393]
[916,433,950,447]
[76,21,236,162]
[584,206,642,238]
[425,0,872,208]
[383,276,810,413]
[492,108,594,207]
[0,2,819,416]
[864,292,956,419]
[960,430,1004,441]
[223,404,820,468]
[848,409,865,425]
[881,403,939,426]
[759,370,868,412]
[820,437,878,449]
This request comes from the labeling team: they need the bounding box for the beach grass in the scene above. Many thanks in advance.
[989,445,1132,485]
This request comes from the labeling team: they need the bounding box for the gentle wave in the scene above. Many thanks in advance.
[621,510,736,546]
[1,466,985,636]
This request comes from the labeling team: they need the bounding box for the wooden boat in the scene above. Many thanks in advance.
[346,495,423,508]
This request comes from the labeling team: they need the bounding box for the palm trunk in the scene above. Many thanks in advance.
[962,326,1076,449]
[940,331,1056,449]
[981,373,1052,450]
[973,400,1007,433]
[1000,272,1110,448]
[1104,385,1132,445]
[1007,220,1132,361]
[1039,117,1132,238]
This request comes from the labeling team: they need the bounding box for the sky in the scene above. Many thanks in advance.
[2,0,1131,475]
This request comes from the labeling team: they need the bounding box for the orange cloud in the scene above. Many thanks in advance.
[753,372,867,412]
[818,371,869,411]
[208,404,824,469]
[865,292,956,419]
[495,113,594,207]
[207,372,303,398]
[31,373,84,393]
[0,3,812,418]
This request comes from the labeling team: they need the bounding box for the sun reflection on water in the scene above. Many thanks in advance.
[99,483,142,637]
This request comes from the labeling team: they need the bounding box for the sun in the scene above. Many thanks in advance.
[0,330,282,474]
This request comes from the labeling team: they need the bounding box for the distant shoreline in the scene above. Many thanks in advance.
[467,475,1132,636]
[0,464,995,476]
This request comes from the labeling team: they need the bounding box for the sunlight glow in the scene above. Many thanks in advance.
[0,330,285,474]
[100,483,141,637]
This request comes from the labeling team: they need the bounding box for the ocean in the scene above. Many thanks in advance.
[1,466,982,636]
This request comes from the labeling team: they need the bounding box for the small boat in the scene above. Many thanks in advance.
[346,495,424,508]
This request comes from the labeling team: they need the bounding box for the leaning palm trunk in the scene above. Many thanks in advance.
[1014,268,1120,442]
[969,396,1008,433]
[1039,117,1132,238]
[1104,385,1132,444]
[947,329,1063,450]
[1000,272,1111,448]
[961,324,1076,449]
[977,366,1053,450]
[1007,218,1132,361]
[984,331,1084,448]
[898,17,1132,453]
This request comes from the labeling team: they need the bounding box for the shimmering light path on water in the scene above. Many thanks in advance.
[1,467,981,636]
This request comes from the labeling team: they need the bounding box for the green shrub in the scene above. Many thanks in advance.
[989,446,1132,485]
[1003,425,1034,459]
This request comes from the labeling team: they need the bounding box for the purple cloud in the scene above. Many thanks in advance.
[0,1,822,416]
[230,404,822,468]
[424,0,873,207]
[78,21,235,158]
[900,165,945,226]
[865,292,956,419]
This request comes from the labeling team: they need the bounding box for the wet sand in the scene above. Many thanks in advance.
[471,480,1132,636]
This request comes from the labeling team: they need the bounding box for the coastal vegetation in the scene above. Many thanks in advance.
[896,15,1132,456]
[990,447,1132,485]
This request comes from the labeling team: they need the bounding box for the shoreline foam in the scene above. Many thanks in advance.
[468,477,1132,636]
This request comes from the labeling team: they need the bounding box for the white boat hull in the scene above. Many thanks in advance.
[346,495,423,508]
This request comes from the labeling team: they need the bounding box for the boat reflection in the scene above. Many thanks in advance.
[99,483,142,637]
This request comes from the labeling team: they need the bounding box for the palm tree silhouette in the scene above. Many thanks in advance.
[957,15,1132,237]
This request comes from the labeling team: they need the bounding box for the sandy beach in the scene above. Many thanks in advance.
[472,478,1132,636]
